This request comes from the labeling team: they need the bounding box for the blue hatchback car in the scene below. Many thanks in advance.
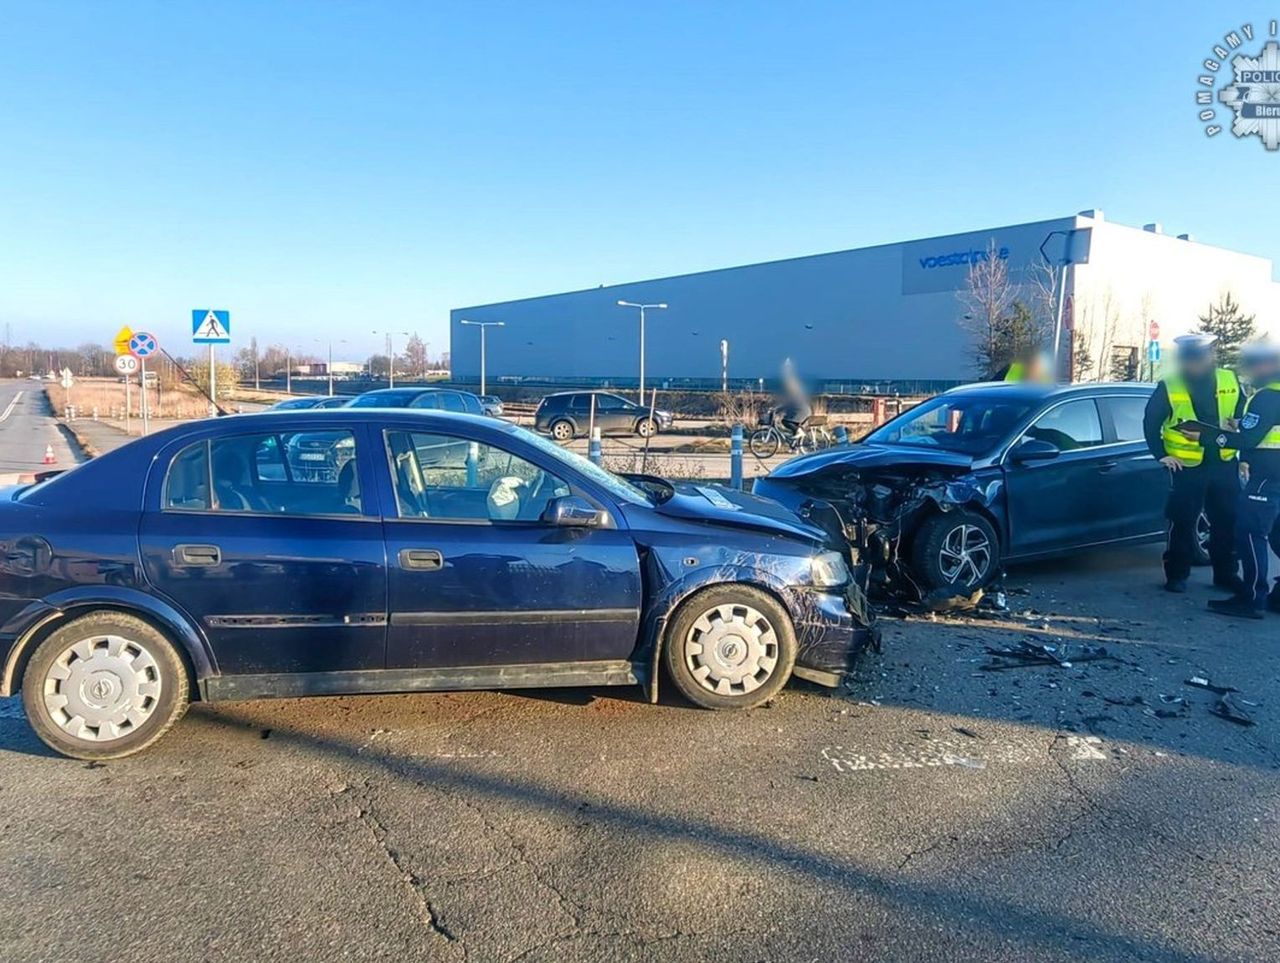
[0,411,875,759]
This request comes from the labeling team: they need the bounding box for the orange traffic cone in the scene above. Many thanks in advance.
[42,445,56,465]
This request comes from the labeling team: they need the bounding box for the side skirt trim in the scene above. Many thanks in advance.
[204,659,642,701]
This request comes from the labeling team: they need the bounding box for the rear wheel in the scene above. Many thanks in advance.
[21,612,190,760]
[910,510,1001,594]
[550,420,575,443]
[664,585,796,710]
[749,428,780,458]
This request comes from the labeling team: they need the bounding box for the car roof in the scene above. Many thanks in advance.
[543,390,624,399]
[358,386,460,397]
[940,381,1155,402]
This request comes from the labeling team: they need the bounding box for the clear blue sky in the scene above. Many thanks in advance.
[1,1,1275,360]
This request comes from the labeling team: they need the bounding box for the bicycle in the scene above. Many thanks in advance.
[749,412,834,458]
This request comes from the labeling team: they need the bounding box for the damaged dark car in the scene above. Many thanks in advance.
[754,382,1171,604]
[0,410,876,760]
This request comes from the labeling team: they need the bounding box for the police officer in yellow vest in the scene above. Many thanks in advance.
[1182,341,1280,618]
[1141,333,1245,593]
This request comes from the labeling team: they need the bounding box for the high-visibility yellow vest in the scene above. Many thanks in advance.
[1003,362,1025,382]
[1244,381,1280,451]
[1161,368,1239,466]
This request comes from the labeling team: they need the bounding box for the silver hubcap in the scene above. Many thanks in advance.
[938,524,992,585]
[553,423,571,440]
[638,420,653,436]
[42,634,162,742]
[684,603,778,696]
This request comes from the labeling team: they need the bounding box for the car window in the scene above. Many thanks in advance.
[1105,396,1147,443]
[437,392,466,413]
[384,429,572,522]
[1026,399,1103,450]
[409,393,439,409]
[597,394,628,410]
[163,431,363,516]
[165,441,211,510]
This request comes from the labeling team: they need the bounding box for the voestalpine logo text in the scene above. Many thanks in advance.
[918,246,1009,270]
[1197,19,1280,150]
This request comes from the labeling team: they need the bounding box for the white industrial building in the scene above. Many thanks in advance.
[450,210,1280,389]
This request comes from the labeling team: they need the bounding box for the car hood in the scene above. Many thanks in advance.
[766,442,975,479]
[649,483,828,542]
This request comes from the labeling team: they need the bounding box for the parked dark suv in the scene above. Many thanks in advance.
[534,391,674,442]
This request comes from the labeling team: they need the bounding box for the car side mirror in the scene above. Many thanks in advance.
[1010,437,1061,463]
[544,495,607,527]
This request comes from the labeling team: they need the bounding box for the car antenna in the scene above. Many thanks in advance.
[160,347,229,416]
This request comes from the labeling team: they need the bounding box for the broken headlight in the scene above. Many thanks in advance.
[810,551,851,589]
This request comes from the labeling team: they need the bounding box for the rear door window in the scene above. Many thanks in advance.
[1102,396,1148,443]
[163,431,364,516]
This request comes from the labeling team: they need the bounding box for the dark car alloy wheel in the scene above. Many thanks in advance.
[938,523,992,585]
[636,418,657,438]
[910,510,1001,593]
[551,420,575,442]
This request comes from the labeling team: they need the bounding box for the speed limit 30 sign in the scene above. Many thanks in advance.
[115,354,140,375]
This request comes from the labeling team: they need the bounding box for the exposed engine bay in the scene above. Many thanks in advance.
[766,465,1002,604]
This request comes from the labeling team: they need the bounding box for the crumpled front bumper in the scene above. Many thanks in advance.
[791,563,881,687]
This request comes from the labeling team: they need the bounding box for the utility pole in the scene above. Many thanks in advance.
[459,320,505,396]
[617,301,668,403]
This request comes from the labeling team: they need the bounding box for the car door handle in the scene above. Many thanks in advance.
[1096,461,1119,473]
[399,548,444,571]
[175,543,221,566]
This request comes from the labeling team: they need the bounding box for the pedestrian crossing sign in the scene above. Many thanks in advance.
[192,309,231,344]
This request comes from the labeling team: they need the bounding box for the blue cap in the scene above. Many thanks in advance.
[1173,333,1217,358]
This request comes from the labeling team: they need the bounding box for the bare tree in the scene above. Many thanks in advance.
[957,241,1017,377]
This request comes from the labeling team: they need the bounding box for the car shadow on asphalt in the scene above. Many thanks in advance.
[174,702,1228,963]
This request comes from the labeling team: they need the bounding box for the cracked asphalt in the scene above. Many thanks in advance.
[2,542,1278,962]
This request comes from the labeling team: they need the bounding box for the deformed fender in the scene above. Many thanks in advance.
[0,585,216,697]
[634,544,875,701]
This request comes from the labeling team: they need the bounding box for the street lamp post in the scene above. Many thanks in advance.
[285,348,292,395]
[459,320,505,396]
[372,330,411,387]
[617,301,667,403]
[314,339,347,396]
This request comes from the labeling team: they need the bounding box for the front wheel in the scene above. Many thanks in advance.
[664,585,797,710]
[21,612,190,760]
[749,428,780,458]
[636,417,657,438]
[909,510,1001,594]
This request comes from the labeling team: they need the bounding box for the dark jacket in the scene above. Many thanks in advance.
[1206,385,1280,482]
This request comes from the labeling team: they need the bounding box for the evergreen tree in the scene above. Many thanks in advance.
[1197,292,1255,366]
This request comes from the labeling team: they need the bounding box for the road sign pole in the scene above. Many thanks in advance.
[208,345,216,417]
[140,357,149,435]
[124,376,131,434]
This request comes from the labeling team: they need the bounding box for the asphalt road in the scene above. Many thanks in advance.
[1,541,1277,962]
[0,380,82,479]
[1,387,1278,961]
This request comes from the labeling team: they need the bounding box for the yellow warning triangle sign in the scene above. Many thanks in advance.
[113,325,134,356]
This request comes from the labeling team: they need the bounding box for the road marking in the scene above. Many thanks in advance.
[0,391,25,423]
[820,735,1109,774]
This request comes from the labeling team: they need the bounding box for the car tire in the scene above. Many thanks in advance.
[550,420,575,443]
[21,612,190,760]
[663,585,797,710]
[636,417,657,438]
[910,510,1001,594]
[1192,511,1211,567]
